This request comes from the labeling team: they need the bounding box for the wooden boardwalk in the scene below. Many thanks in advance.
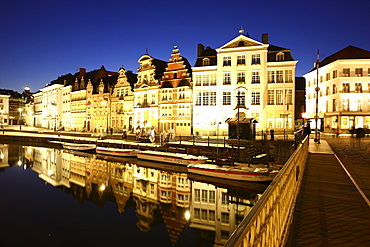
[287,140,370,247]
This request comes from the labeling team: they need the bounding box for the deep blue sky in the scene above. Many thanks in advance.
[1,0,369,93]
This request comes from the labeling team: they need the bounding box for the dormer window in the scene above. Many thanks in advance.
[276,52,284,61]
[202,58,210,66]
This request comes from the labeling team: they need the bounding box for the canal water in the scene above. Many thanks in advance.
[0,143,269,247]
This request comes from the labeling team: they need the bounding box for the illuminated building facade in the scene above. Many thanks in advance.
[304,45,370,133]
[0,94,10,126]
[192,31,297,135]
[159,46,193,135]
[134,53,167,134]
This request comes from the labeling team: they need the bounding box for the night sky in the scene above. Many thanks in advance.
[1,0,369,93]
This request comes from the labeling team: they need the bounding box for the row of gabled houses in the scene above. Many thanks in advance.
[22,31,299,136]
[2,30,370,136]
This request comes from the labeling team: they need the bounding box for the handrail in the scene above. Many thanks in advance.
[225,136,309,247]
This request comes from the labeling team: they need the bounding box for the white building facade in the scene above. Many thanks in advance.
[192,32,297,136]
[304,45,370,133]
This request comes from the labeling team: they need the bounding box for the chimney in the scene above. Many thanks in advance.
[79,68,86,77]
[262,33,269,44]
[197,43,205,57]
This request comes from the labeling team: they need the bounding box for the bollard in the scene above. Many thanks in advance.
[270,129,274,140]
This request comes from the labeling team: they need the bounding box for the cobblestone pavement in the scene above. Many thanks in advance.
[323,136,370,200]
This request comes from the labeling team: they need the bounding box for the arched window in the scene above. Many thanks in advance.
[276,52,284,61]
[202,58,210,66]
[238,41,245,47]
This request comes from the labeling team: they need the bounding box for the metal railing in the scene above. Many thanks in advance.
[225,136,309,247]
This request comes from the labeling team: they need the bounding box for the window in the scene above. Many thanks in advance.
[202,58,210,66]
[221,193,228,206]
[203,92,209,105]
[251,54,261,64]
[343,68,350,77]
[237,90,246,106]
[276,52,284,61]
[221,213,229,224]
[237,55,245,65]
[223,91,231,105]
[333,84,337,94]
[355,68,363,76]
[285,70,293,83]
[210,92,216,105]
[209,191,215,204]
[195,75,201,86]
[333,70,337,79]
[333,99,337,111]
[276,70,283,83]
[210,74,216,86]
[343,83,350,93]
[355,83,362,93]
[209,210,215,221]
[251,91,260,105]
[237,72,245,84]
[326,86,330,95]
[268,90,275,105]
[196,92,202,106]
[343,98,349,111]
[223,73,231,85]
[202,75,209,86]
[326,73,330,81]
[201,209,207,220]
[223,56,231,66]
[276,90,283,105]
[201,190,208,203]
[368,68,370,76]
[268,71,275,83]
[194,208,200,219]
[252,71,260,83]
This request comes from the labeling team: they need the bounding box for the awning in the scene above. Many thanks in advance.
[225,118,255,123]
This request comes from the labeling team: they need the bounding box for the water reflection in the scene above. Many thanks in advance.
[1,143,268,246]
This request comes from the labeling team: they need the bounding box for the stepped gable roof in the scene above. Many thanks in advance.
[181,56,192,79]
[318,45,370,68]
[267,44,294,62]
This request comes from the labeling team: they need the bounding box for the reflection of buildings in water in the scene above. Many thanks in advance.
[133,165,159,232]
[158,171,191,246]
[109,161,134,214]
[190,181,258,246]
[21,145,262,245]
[0,144,9,168]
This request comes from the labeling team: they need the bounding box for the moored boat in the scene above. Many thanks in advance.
[187,164,278,182]
[62,142,96,152]
[136,150,208,165]
[96,146,137,157]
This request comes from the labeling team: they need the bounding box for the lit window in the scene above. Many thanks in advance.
[276,90,283,105]
[251,91,260,105]
[355,68,363,76]
[333,84,337,94]
[203,75,209,86]
[251,54,261,64]
[276,52,284,61]
[237,72,245,84]
[252,71,260,83]
[237,55,245,65]
[276,70,284,83]
[268,90,275,105]
[268,71,275,83]
[343,68,350,77]
[355,83,362,93]
[202,58,210,66]
[223,73,231,85]
[210,74,216,86]
[223,92,231,105]
[223,56,231,66]
[285,70,293,83]
[343,83,350,93]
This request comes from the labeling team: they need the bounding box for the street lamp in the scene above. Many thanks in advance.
[18,108,22,130]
